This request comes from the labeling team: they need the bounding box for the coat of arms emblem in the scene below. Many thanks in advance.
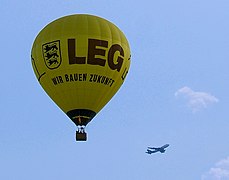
[42,40,62,69]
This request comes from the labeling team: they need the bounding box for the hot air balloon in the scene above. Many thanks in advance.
[31,14,131,141]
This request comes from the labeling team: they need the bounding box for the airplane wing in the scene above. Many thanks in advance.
[147,147,157,150]
[146,149,158,154]
[161,144,169,149]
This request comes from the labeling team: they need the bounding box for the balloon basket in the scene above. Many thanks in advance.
[76,131,87,141]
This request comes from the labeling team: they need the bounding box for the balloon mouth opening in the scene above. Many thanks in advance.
[66,109,96,142]
[66,109,96,126]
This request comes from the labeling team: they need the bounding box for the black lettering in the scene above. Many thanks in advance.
[106,79,112,86]
[87,39,108,66]
[79,74,82,81]
[57,76,63,83]
[104,77,109,85]
[89,74,93,82]
[101,76,105,83]
[65,74,69,82]
[110,80,115,87]
[121,68,128,80]
[93,74,98,82]
[108,44,124,72]
[68,38,126,72]
[97,75,102,83]
[51,76,63,85]
[83,74,87,81]
[70,74,74,81]
[74,74,78,81]
[65,73,87,82]
[52,78,58,85]
[68,39,86,64]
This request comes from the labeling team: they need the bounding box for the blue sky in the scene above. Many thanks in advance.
[1,0,229,179]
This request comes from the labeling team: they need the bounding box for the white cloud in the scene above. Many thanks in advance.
[175,86,219,112]
[202,157,229,180]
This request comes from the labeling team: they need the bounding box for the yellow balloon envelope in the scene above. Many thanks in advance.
[31,14,131,141]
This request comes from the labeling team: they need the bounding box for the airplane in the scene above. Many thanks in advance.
[146,144,169,154]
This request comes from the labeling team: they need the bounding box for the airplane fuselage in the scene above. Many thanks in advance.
[146,144,169,154]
